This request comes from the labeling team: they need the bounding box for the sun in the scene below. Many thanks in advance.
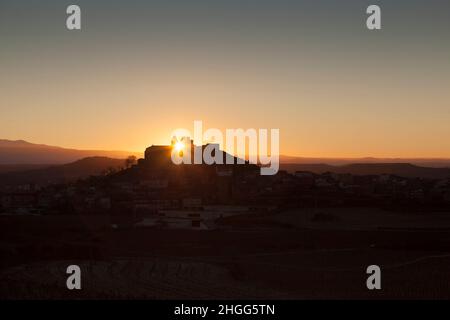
[174,141,185,152]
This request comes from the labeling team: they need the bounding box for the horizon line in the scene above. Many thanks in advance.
[2,138,450,160]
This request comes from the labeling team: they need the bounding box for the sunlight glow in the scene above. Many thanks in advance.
[174,141,185,152]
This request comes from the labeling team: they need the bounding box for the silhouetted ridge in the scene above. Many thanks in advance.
[0,139,140,164]
[280,163,450,179]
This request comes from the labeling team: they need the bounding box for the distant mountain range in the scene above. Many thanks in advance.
[280,163,450,180]
[0,139,141,165]
[279,155,450,168]
[1,159,449,187]
[0,139,449,184]
[2,139,449,168]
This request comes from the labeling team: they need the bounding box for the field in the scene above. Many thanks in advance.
[1,208,450,299]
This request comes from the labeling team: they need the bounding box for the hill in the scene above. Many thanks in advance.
[280,163,450,179]
[0,139,141,165]
[0,157,126,186]
[279,155,450,168]
[0,164,52,174]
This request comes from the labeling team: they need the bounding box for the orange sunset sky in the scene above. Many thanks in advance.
[1,1,450,158]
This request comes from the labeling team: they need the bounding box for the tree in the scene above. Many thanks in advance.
[125,155,137,168]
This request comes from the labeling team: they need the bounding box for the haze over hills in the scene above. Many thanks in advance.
[2,139,450,167]
[0,139,142,165]
[280,163,450,180]
[1,139,450,181]
[1,158,449,189]
[279,155,450,168]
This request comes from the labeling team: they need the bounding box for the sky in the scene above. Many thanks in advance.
[1,0,450,157]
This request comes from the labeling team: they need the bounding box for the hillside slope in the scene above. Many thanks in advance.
[280,163,450,179]
[0,157,126,186]
[0,139,140,164]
